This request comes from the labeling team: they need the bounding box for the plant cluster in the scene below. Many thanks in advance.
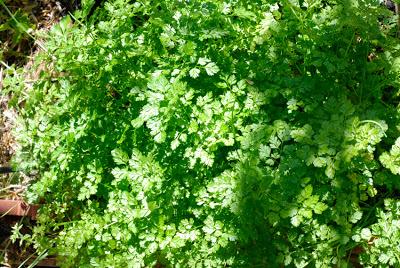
[4,0,400,267]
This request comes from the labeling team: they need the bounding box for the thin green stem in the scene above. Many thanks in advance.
[359,120,387,137]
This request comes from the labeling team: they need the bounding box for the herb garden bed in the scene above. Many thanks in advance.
[3,0,400,267]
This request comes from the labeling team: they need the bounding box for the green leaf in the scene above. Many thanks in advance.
[360,228,372,240]
[291,215,302,227]
[198,57,211,66]
[349,211,363,223]
[312,157,327,168]
[205,62,220,76]
[233,6,256,20]
[301,185,313,199]
[189,68,200,78]
[313,202,328,214]
[111,148,129,165]
[147,75,170,92]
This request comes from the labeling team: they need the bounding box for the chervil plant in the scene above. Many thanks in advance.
[4,0,400,267]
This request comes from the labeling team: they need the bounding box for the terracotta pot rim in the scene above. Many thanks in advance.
[0,199,38,219]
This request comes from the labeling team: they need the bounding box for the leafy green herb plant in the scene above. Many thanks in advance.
[5,0,400,267]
